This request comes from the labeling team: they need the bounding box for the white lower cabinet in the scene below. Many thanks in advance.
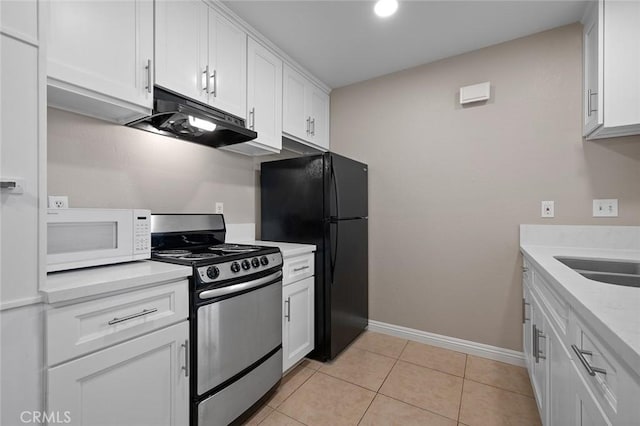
[523,258,639,425]
[546,320,574,426]
[47,321,189,426]
[571,361,612,426]
[282,276,314,372]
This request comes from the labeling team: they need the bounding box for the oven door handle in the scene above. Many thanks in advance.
[199,270,283,300]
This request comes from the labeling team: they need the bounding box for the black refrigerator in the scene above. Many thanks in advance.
[261,152,368,361]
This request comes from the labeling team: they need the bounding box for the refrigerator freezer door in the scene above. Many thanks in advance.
[329,153,368,220]
[328,217,368,358]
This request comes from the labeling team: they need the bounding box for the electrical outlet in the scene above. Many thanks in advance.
[541,200,554,218]
[593,199,618,217]
[48,195,69,209]
[215,202,224,214]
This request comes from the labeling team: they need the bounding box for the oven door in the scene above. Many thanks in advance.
[196,270,283,395]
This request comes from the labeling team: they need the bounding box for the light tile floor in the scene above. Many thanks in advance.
[243,331,541,426]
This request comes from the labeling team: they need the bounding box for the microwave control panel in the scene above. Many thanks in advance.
[133,209,151,257]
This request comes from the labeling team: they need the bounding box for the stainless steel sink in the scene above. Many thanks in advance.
[554,256,640,288]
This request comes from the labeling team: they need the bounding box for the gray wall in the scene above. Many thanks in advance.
[48,108,256,224]
[329,24,640,351]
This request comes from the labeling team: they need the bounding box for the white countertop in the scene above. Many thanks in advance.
[42,260,192,305]
[520,244,640,373]
[240,240,316,259]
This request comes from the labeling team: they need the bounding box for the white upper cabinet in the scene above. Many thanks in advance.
[209,10,247,118]
[223,38,283,156]
[155,1,247,119]
[155,0,209,104]
[582,0,640,139]
[1,0,38,42]
[310,86,330,150]
[46,0,154,124]
[283,64,330,151]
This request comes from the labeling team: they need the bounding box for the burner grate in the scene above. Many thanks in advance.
[154,249,192,258]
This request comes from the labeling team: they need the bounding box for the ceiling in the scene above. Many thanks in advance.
[224,0,589,89]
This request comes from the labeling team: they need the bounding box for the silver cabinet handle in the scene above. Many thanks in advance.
[210,69,217,97]
[108,308,158,325]
[181,340,189,377]
[532,324,538,362]
[249,107,255,130]
[536,328,546,360]
[522,298,530,323]
[571,345,607,376]
[199,270,282,299]
[202,66,210,93]
[311,118,315,136]
[1,181,17,189]
[306,117,311,135]
[293,266,309,272]
[588,89,598,116]
[145,59,152,94]
[522,266,529,272]
[284,297,291,322]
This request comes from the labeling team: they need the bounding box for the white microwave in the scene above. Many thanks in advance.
[47,208,151,272]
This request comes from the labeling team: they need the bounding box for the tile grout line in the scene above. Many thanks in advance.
[356,342,406,426]
[394,357,466,379]
[272,409,310,426]
[376,392,460,423]
[457,355,467,423]
[270,367,318,410]
[463,377,537,399]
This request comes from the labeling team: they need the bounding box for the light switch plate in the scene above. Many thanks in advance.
[593,199,618,217]
[541,201,554,218]
[215,202,224,214]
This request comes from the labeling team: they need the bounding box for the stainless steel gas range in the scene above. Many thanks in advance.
[150,214,282,426]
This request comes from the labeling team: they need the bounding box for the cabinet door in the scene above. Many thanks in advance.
[209,10,246,118]
[572,361,612,426]
[246,38,282,151]
[523,285,533,373]
[155,0,208,104]
[583,0,603,136]
[283,277,315,372]
[309,85,330,150]
[0,34,40,303]
[547,323,574,426]
[283,64,309,141]
[47,0,153,111]
[530,295,547,417]
[47,322,189,426]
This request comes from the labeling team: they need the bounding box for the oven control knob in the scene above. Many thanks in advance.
[241,259,251,270]
[230,262,241,273]
[206,266,220,280]
[260,256,269,266]
[251,258,260,268]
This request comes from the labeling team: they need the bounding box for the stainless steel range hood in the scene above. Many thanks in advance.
[127,87,257,148]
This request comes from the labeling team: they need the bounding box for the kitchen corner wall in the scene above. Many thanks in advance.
[330,23,640,351]
[48,108,256,224]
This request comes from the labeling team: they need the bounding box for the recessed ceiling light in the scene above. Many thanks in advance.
[374,0,398,18]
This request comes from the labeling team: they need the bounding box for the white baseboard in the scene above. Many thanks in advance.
[367,319,525,367]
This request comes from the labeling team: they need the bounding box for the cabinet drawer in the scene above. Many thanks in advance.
[283,253,314,285]
[47,279,188,366]
[532,270,569,335]
[570,314,619,420]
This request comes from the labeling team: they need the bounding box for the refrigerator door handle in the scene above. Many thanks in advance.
[330,161,340,284]
[330,221,338,284]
